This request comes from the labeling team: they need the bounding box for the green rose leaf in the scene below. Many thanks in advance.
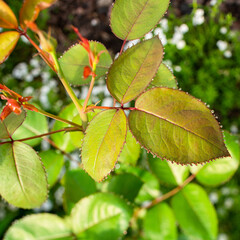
[148,154,189,186]
[39,150,64,188]
[129,88,230,164]
[13,110,48,147]
[143,203,177,240]
[0,111,26,139]
[148,63,177,89]
[107,173,143,202]
[0,31,20,64]
[82,109,127,181]
[191,131,240,187]
[110,0,170,40]
[171,183,218,240]
[118,130,141,166]
[4,213,73,240]
[107,37,163,104]
[0,142,47,209]
[62,169,97,213]
[71,193,133,240]
[59,41,112,86]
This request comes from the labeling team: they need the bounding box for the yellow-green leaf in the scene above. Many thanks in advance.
[0,31,20,64]
[82,109,127,182]
[110,0,170,40]
[19,0,56,29]
[129,88,230,164]
[0,0,18,29]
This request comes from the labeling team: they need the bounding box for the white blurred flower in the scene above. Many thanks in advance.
[220,27,227,34]
[174,66,182,72]
[160,18,168,32]
[176,40,186,49]
[179,24,189,34]
[224,198,234,209]
[192,9,205,26]
[210,0,217,6]
[145,32,153,40]
[12,62,28,79]
[224,50,232,58]
[123,39,140,51]
[154,28,167,45]
[216,40,228,51]
[209,192,219,204]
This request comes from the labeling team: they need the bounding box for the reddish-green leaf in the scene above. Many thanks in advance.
[129,88,230,164]
[0,31,20,64]
[148,63,177,89]
[110,0,170,40]
[19,0,56,29]
[82,109,127,182]
[0,0,18,29]
[0,111,26,140]
[0,142,47,208]
[59,41,112,86]
[107,37,163,104]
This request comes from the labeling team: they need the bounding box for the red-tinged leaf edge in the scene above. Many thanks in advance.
[128,87,231,166]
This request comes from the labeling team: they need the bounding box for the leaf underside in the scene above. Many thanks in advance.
[110,0,170,40]
[129,87,230,164]
[82,109,127,182]
[0,141,47,209]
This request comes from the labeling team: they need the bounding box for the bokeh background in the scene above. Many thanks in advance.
[0,0,240,239]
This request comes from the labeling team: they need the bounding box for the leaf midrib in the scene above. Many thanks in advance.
[135,109,226,153]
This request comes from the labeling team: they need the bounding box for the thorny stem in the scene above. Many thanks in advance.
[19,28,88,131]
[82,62,97,112]
[86,105,136,112]
[0,127,80,145]
[37,108,82,129]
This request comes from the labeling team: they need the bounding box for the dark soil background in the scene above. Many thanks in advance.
[48,0,240,53]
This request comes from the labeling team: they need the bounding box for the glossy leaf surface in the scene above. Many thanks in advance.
[171,183,218,240]
[143,203,177,240]
[148,155,189,186]
[0,0,18,29]
[39,150,64,188]
[71,193,132,239]
[0,111,26,139]
[13,110,48,146]
[82,109,127,181]
[191,132,240,186]
[0,31,20,64]
[129,88,230,164]
[107,38,163,104]
[20,0,56,29]
[107,173,143,202]
[0,142,47,208]
[148,63,177,89]
[59,41,112,85]
[63,169,97,210]
[4,213,73,240]
[110,0,170,40]
[118,130,141,166]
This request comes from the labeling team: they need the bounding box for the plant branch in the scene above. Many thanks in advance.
[37,108,82,128]
[0,127,80,145]
[144,173,196,209]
